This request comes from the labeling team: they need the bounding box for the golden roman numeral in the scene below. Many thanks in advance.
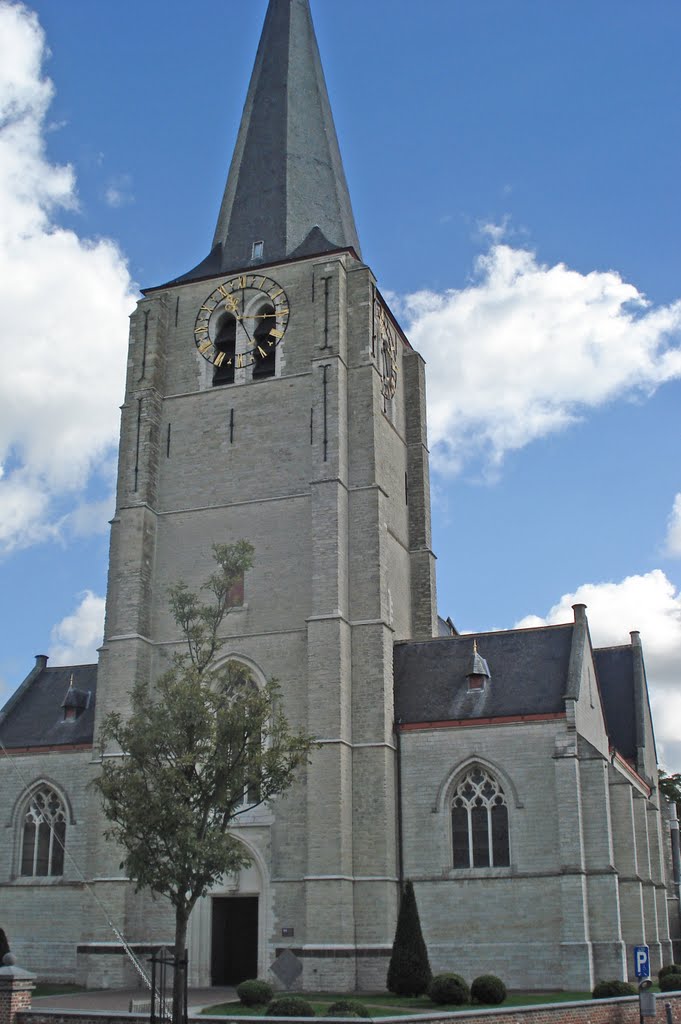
[214,351,226,367]
[257,346,268,359]
[198,341,212,354]
[236,354,245,368]
[269,328,284,339]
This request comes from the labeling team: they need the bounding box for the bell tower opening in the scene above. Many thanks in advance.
[252,304,277,379]
[213,311,236,386]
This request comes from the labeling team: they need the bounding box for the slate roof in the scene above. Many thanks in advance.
[394,624,574,725]
[594,645,637,763]
[0,663,97,749]
[166,0,361,287]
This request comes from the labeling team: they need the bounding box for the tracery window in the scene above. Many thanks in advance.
[20,785,67,877]
[451,765,509,869]
[222,662,261,810]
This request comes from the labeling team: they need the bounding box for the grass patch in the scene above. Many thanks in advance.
[200,990,595,1016]
[33,985,87,998]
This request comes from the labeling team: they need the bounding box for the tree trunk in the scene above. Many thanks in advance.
[172,907,189,1024]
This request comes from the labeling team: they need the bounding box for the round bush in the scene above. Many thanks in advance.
[326,1002,370,1018]
[592,980,637,999]
[471,975,507,1005]
[660,973,681,993]
[236,979,274,1007]
[660,964,681,980]
[266,996,316,1017]
[428,973,470,1005]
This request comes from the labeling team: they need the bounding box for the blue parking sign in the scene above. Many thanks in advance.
[634,945,650,980]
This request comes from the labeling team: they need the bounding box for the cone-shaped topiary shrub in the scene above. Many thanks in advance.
[659,965,681,980]
[0,930,9,963]
[266,996,315,1017]
[428,973,469,1005]
[326,1002,370,1018]
[592,980,637,998]
[236,979,274,1006]
[471,975,507,1005]
[660,974,681,992]
[387,880,432,996]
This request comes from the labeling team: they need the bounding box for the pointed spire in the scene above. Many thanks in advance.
[176,0,361,284]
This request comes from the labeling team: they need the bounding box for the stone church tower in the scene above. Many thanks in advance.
[89,0,437,991]
[1,0,671,996]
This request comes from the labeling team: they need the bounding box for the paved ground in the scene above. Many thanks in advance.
[32,987,238,1015]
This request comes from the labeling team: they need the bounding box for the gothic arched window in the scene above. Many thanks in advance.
[20,785,67,877]
[252,304,276,379]
[451,765,509,869]
[221,662,261,809]
[213,312,237,386]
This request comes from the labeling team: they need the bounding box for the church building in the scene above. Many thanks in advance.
[0,0,673,994]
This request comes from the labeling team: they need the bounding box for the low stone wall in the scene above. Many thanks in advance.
[14,993,681,1024]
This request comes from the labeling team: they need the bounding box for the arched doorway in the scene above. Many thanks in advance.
[187,846,268,987]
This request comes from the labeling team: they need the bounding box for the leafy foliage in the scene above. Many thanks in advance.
[659,770,681,815]
[428,973,470,1005]
[659,964,681,980]
[471,975,506,1005]
[387,880,432,996]
[236,979,274,1006]
[92,542,315,1024]
[266,996,315,1016]
[592,980,637,998]
[0,928,9,961]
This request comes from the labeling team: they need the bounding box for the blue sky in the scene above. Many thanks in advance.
[1,1,680,768]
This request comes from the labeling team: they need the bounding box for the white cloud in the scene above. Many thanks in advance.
[665,494,681,558]
[400,241,681,475]
[48,590,105,665]
[0,1,137,553]
[516,570,681,772]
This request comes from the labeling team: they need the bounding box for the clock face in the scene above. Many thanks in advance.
[194,274,290,370]
[376,302,398,400]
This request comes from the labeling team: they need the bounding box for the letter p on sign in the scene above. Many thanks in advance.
[634,945,650,979]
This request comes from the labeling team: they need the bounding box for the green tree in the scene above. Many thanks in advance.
[659,770,681,816]
[387,879,432,996]
[93,542,315,1024]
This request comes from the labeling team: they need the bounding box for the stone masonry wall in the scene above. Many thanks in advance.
[16,993,681,1024]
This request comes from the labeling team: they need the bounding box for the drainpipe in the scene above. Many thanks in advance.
[669,801,681,939]
[395,722,404,888]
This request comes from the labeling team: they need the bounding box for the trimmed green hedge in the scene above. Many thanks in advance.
[592,980,637,998]
[326,1001,370,1018]
[471,974,507,1005]
[266,996,315,1017]
[660,974,681,993]
[428,972,470,1005]
[236,979,274,1007]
